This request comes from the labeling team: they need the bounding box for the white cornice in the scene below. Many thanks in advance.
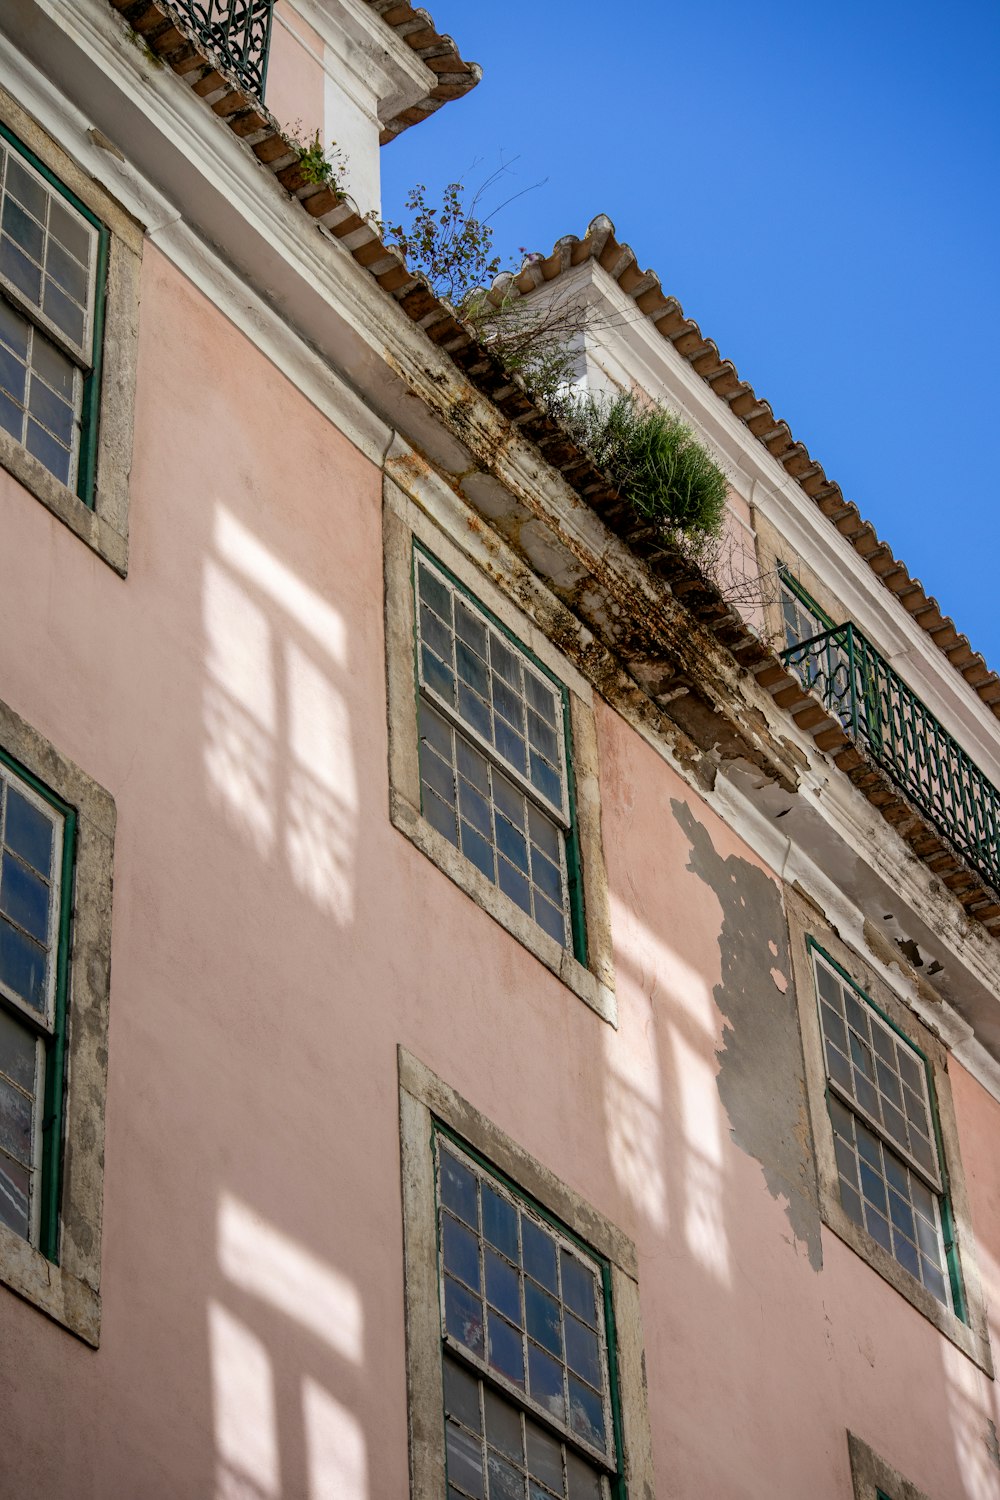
[281,0,435,121]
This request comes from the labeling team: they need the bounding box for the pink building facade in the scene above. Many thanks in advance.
[1,5,999,1499]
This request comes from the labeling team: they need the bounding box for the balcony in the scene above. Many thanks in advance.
[164,1,275,98]
[782,622,1000,899]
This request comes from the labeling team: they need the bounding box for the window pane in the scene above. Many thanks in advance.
[0,1149,30,1238]
[814,951,939,1185]
[437,1138,614,1466]
[0,140,96,351]
[0,1004,37,1092]
[414,555,566,810]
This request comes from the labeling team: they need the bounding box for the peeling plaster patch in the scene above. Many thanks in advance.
[672,799,823,1270]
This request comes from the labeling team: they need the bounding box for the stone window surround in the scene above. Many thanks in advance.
[0,694,115,1347]
[383,475,616,1026]
[847,1430,931,1500]
[785,887,993,1375]
[398,1046,656,1499]
[0,84,141,577]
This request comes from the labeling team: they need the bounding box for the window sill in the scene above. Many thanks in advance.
[0,429,127,575]
[0,1223,100,1346]
[390,789,617,1027]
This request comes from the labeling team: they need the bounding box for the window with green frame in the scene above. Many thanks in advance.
[0,122,109,504]
[414,544,586,960]
[778,563,832,650]
[810,941,962,1314]
[0,749,74,1258]
[435,1127,626,1500]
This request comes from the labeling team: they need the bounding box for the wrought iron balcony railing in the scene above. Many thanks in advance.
[782,621,1000,896]
[167,1,275,98]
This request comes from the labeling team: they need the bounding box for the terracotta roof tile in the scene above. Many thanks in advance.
[362,1,481,142]
[494,214,999,719]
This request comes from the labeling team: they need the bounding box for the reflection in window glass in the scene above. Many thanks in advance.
[812,947,954,1309]
[415,551,576,951]
[0,132,100,492]
[0,758,64,1247]
[437,1136,619,1499]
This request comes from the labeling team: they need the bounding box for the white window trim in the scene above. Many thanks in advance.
[0,84,141,576]
[383,472,617,1026]
[786,888,993,1374]
[0,694,115,1346]
[398,1046,655,1499]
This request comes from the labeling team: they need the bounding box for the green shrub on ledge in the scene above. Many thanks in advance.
[563,390,728,542]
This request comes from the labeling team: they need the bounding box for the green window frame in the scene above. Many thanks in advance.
[413,541,588,964]
[0,745,75,1262]
[777,562,833,648]
[808,937,966,1320]
[434,1122,627,1500]
[0,120,110,507]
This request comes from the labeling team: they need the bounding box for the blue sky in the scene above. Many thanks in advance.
[380,1,1000,669]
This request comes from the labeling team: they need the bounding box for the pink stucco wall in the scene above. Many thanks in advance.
[265,2,325,142]
[0,243,997,1499]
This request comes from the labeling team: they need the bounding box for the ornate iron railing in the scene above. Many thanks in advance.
[782,622,1000,895]
[167,1,275,98]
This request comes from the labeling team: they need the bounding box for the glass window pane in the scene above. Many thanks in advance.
[45,240,88,305]
[27,373,74,446]
[0,294,29,358]
[444,1212,481,1292]
[496,816,529,875]
[418,560,452,621]
[526,1422,563,1492]
[0,334,26,404]
[560,1252,597,1327]
[26,418,71,485]
[535,896,567,948]
[440,1149,478,1227]
[48,199,92,266]
[567,1377,605,1451]
[485,1247,522,1326]
[0,1150,30,1238]
[0,914,48,1010]
[460,781,493,841]
[5,158,46,221]
[487,1452,524,1500]
[527,1342,565,1423]
[525,671,558,726]
[461,821,495,882]
[564,1315,600,1388]
[522,1218,558,1294]
[482,1184,518,1260]
[446,1420,485,1500]
[488,1312,525,1388]
[444,1355,481,1430]
[0,1072,34,1164]
[455,601,487,658]
[0,854,50,943]
[0,238,42,305]
[419,699,453,760]
[484,1388,523,1463]
[498,859,532,916]
[457,735,489,794]
[565,1452,603,1500]
[525,1280,562,1358]
[445,1275,485,1359]
[0,1006,37,1091]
